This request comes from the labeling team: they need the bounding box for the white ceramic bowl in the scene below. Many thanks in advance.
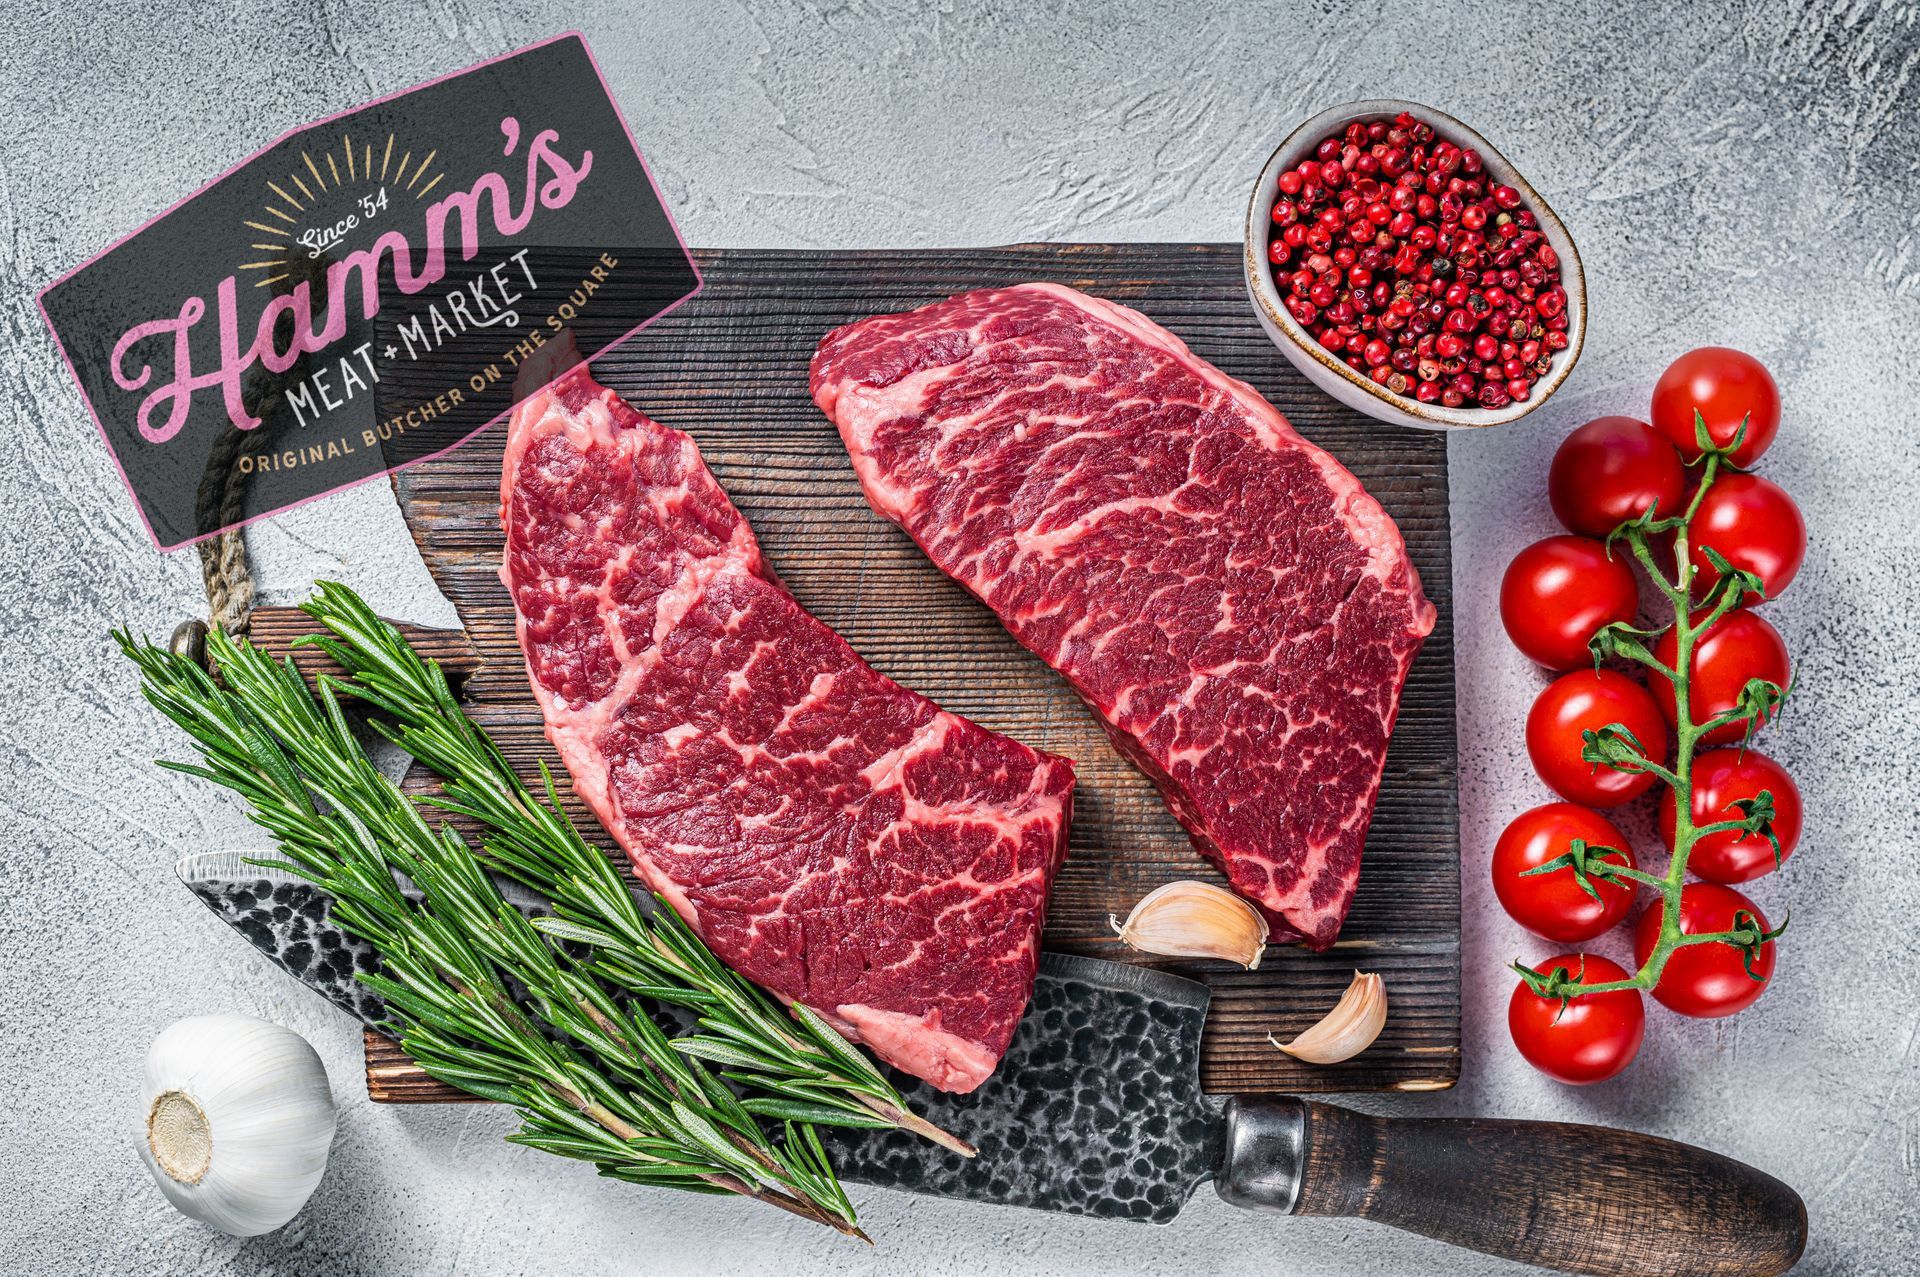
[1243,99,1586,430]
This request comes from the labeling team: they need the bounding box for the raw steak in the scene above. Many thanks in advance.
[810,284,1433,948]
[500,335,1075,1093]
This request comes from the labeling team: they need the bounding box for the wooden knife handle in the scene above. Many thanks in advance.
[1216,1096,1805,1276]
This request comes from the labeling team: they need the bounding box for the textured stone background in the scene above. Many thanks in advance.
[3,2,1915,1273]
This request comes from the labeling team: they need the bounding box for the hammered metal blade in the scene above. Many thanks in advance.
[179,855,1224,1222]
[177,850,392,1025]
[824,951,1221,1223]
[174,850,550,1026]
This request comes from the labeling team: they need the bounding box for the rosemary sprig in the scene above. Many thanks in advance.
[291,581,970,1157]
[116,626,866,1237]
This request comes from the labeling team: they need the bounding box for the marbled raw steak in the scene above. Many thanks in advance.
[811,284,1432,947]
[501,336,1075,1092]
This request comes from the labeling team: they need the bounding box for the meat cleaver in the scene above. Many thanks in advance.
[179,851,1805,1276]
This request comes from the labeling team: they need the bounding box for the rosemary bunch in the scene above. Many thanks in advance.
[1515,414,1789,1002]
[290,580,969,1156]
[118,626,865,1237]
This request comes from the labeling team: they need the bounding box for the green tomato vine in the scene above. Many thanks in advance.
[1513,413,1790,1006]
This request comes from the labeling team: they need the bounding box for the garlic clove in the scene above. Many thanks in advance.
[1269,971,1387,1064]
[1110,879,1269,969]
[140,1014,337,1237]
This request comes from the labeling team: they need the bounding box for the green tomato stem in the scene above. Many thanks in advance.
[1619,757,1684,790]
[1545,449,1778,1001]
[1595,864,1670,892]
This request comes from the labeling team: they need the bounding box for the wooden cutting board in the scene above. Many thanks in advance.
[312,244,1460,1098]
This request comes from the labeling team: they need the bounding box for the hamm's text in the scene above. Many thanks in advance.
[108,118,593,444]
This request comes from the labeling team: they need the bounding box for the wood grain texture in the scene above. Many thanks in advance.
[348,244,1459,1099]
[249,608,481,691]
[1287,1100,1806,1276]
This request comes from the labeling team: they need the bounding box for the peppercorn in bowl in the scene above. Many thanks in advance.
[1243,100,1586,429]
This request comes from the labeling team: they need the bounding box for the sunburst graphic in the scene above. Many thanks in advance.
[239,132,446,288]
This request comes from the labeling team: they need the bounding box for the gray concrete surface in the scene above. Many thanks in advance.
[2,2,1915,1273]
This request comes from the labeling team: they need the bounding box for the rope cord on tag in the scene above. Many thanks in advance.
[170,257,331,665]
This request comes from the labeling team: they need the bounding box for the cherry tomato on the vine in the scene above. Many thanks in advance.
[1651,609,1791,747]
[1526,669,1670,806]
[1661,748,1803,884]
[1492,803,1638,942]
[1634,883,1777,1017]
[1650,347,1780,467]
[1508,953,1645,1084]
[1548,416,1687,536]
[1687,472,1807,603]
[1500,536,1640,670]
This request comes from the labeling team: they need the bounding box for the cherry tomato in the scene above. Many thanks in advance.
[1548,416,1687,536]
[1508,953,1645,1084]
[1651,609,1790,747]
[1650,347,1780,467]
[1500,536,1640,669]
[1634,883,1776,1017]
[1687,472,1807,602]
[1661,748,1802,883]
[1492,803,1638,941]
[1526,669,1670,806]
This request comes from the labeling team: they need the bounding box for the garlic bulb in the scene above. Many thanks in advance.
[1110,880,1269,969]
[139,1014,337,1236]
[1270,971,1387,1064]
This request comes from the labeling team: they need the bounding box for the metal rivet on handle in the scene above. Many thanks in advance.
[169,619,210,669]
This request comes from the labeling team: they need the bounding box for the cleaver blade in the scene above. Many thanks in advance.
[177,851,1808,1274]
[174,850,1216,1221]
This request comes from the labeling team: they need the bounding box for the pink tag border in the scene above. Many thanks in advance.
[36,30,704,553]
